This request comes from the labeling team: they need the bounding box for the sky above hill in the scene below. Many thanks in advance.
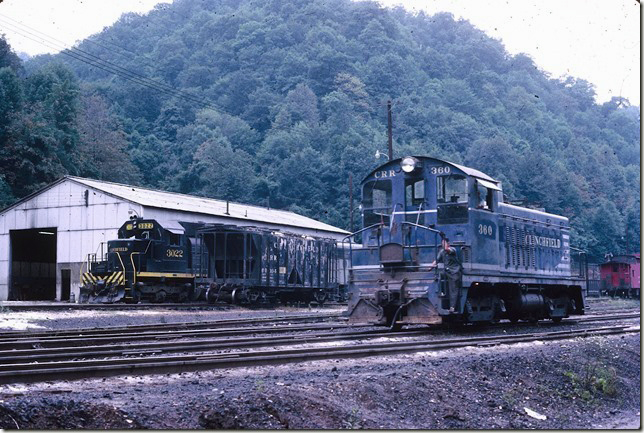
[0,0,639,106]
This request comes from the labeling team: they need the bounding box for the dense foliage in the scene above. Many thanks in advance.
[1,0,640,260]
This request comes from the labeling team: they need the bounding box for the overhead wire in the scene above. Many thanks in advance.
[0,13,232,116]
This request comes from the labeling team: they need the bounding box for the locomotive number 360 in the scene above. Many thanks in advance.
[478,224,494,236]
[430,166,451,174]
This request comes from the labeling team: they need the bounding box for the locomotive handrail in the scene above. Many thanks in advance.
[568,246,589,293]
[128,241,152,286]
[115,251,127,275]
[341,223,385,244]
[415,202,424,226]
[400,221,443,274]
[341,223,385,283]
[399,221,442,235]
[343,221,444,283]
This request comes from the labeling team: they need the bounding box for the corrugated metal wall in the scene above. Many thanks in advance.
[0,180,141,300]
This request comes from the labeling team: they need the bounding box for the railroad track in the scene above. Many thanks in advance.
[0,312,345,338]
[0,311,638,363]
[0,311,637,351]
[0,302,231,310]
[0,323,638,385]
[0,302,348,311]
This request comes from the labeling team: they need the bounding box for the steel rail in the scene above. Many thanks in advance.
[0,324,637,385]
[0,302,229,311]
[0,302,347,311]
[2,312,638,364]
[0,322,352,350]
[0,313,344,338]
[569,312,640,323]
[0,312,637,352]
[0,327,421,364]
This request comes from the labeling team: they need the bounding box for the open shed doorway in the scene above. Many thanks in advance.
[10,228,57,300]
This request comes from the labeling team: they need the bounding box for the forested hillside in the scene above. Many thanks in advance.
[0,0,640,259]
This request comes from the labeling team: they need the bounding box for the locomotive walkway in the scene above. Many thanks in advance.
[0,313,638,385]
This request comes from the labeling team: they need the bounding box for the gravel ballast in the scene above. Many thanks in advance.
[0,300,639,429]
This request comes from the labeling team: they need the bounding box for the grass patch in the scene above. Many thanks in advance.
[564,363,618,401]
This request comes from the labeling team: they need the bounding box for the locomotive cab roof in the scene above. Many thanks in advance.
[362,156,499,185]
[118,218,167,240]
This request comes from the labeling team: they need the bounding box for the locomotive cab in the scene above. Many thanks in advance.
[347,156,586,328]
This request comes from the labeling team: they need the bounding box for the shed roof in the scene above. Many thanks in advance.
[2,176,348,235]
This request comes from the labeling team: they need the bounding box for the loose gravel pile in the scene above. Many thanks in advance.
[0,300,639,429]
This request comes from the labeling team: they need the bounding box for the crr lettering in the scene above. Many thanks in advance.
[374,170,397,179]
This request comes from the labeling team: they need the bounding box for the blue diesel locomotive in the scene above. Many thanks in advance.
[346,156,587,327]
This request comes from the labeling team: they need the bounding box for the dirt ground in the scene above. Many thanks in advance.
[0,299,640,429]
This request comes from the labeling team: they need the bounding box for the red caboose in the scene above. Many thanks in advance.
[600,253,640,298]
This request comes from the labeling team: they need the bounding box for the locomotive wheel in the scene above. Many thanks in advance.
[206,284,220,303]
[154,290,167,303]
[313,289,327,305]
[231,288,246,304]
[248,290,261,304]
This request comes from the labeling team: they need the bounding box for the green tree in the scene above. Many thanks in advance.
[77,94,141,183]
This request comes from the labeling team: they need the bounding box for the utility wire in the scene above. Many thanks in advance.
[0,14,232,115]
[0,15,211,106]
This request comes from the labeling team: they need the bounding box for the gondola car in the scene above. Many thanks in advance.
[346,156,587,327]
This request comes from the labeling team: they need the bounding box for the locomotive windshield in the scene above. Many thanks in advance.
[437,175,468,203]
[405,179,425,206]
[363,179,392,226]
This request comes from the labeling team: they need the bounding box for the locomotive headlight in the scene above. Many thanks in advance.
[401,156,418,173]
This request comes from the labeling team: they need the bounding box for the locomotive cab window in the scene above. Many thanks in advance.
[476,185,494,210]
[169,233,181,246]
[405,179,425,207]
[437,175,467,203]
[475,179,499,211]
[363,180,392,226]
[436,175,468,224]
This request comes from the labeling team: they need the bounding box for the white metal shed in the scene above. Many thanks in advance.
[0,176,348,301]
